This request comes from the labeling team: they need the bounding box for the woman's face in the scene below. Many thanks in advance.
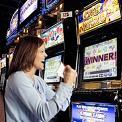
[33,43,47,70]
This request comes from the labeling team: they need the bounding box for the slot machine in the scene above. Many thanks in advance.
[70,0,122,121]
[40,17,78,121]
[41,19,77,84]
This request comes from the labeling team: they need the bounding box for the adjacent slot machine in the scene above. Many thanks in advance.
[78,34,121,86]
[41,19,77,85]
[71,32,122,121]
[40,18,78,122]
[41,21,65,84]
[70,0,122,122]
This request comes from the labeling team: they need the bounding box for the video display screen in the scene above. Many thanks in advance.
[78,0,121,35]
[44,55,62,83]
[71,102,116,122]
[20,0,38,24]
[41,22,64,49]
[83,38,117,80]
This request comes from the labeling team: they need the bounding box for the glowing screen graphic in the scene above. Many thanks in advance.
[83,38,117,79]
[72,102,116,122]
[20,0,38,24]
[41,22,64,49]
[78,0,121,35]
[44,55,62,83]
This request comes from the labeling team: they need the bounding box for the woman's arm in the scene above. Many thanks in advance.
[44,82,72,111]
[10,72,73,122]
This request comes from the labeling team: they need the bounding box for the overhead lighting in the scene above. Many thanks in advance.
[60,4,63,10]
[38,20,42,25]
[37,34,41,38]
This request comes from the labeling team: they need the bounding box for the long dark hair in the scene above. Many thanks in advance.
[9,36,44,76]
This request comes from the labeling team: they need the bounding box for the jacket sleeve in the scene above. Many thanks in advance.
[11,73,73,122]
[44,82,73,111]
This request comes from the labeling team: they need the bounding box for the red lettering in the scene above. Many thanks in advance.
[85,52,117,65]
[104,53,108,61]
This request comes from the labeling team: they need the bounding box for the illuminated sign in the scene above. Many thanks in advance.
[78,0,121,35]
[61,11,73,19]
[41,22,64,49]
[43,0,60,12]
[46,0,60,8]
[9,9,18,36]
[72,102,116,122]
[20,0,38,24]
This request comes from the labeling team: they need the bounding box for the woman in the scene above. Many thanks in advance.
[5,36,77,122]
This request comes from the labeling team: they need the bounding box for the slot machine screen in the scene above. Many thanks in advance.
[78,0,121,35]
[83,38,117,80]
[71,101,117,122]
[41,22,64,49]
[44,55,62,83]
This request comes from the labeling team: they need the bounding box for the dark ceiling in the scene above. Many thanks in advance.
[0,0,26,56]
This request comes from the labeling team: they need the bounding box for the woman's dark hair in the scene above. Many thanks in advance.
[9,36,44,76]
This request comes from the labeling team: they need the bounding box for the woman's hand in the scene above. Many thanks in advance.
[63,65,77,87]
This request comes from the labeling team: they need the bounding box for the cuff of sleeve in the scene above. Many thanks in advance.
[60,82,73,91]
[54,82,73,110]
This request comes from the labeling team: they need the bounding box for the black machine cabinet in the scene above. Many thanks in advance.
[63,17,78,69]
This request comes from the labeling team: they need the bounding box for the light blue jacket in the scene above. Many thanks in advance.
[5,71,73,122]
